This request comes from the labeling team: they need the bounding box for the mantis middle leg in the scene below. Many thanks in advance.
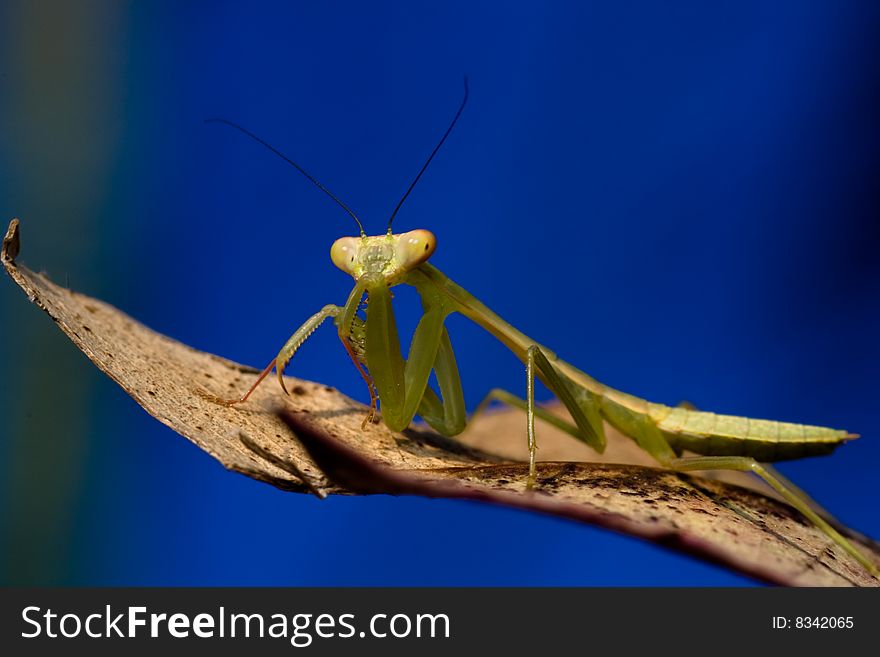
[467,348,608,486]
[523,345,607,486]
[471,388,584,442]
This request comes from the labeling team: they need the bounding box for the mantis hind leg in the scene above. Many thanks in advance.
[670,456,878,576]
[366,281,466,433]
[757,462,872,545]
[630,420,879,577]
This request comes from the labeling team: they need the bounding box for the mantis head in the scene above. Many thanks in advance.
[331,230,436,284]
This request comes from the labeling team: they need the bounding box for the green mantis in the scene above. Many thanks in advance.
[202,81,878,578]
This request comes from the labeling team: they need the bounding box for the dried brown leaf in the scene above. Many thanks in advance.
[4,218,878,586]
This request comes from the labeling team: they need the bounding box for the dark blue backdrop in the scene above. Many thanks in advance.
[1,1,878,585]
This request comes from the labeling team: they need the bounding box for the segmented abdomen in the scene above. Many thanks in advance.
[652,404,854,461]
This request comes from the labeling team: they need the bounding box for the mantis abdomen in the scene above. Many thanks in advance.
[597,388,854,462]
[657,406,852,461]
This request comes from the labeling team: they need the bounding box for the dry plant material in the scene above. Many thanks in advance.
[4,218,878,586]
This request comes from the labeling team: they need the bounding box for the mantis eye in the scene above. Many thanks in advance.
[330,237,360,274]
[396,229,436,268]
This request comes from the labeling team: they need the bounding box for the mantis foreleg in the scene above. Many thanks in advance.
[197,303,378,417]
[364,280,466,434]
[196,304,340,406]
[415,327,467,435]
[273,305,341,394]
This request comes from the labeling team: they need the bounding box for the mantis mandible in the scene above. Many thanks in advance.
[201,80,878,577]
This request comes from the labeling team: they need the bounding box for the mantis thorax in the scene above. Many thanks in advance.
[330,229,436,285]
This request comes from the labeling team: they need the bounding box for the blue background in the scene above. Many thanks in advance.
[1,1,878,586]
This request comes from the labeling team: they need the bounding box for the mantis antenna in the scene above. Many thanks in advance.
[386,77,470,233]
[204,117,367,236]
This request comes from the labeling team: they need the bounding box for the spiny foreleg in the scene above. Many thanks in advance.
[339,313,379,428]
[196,304,343,407]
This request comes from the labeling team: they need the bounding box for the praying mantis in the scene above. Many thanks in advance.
[201,80,878,578]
